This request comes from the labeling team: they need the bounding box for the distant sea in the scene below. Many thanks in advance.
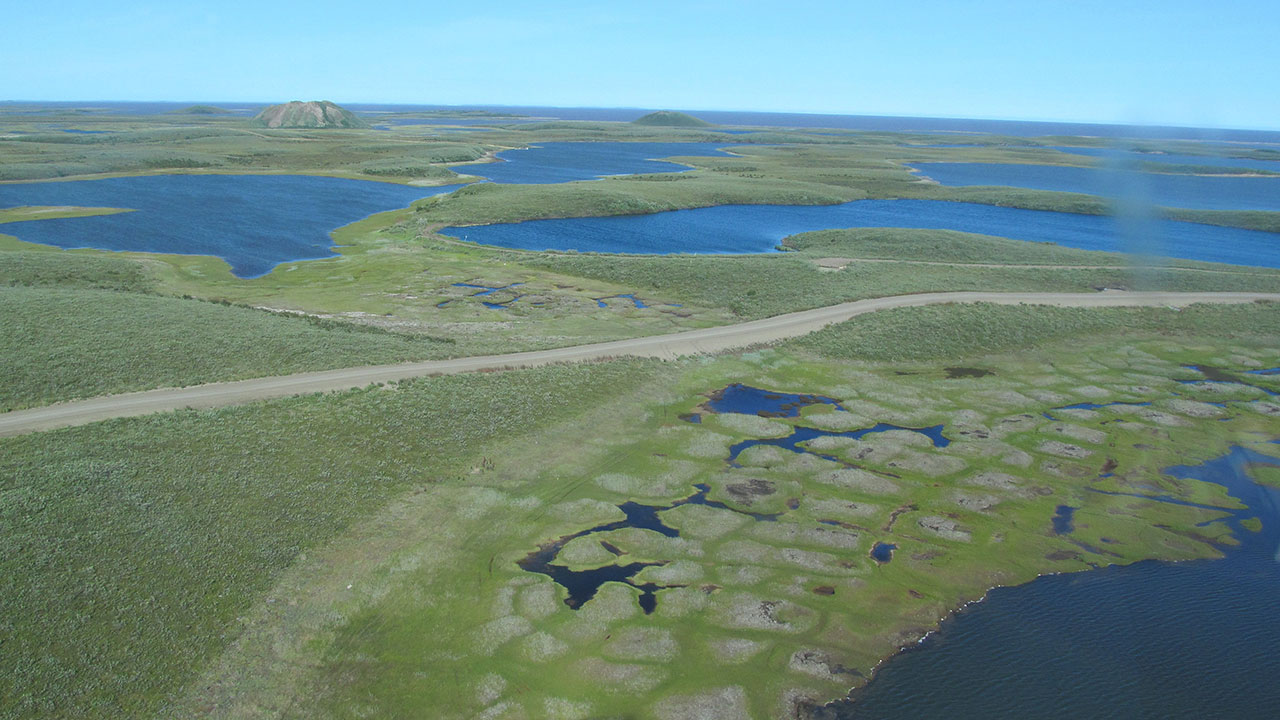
[3,101,1280,144]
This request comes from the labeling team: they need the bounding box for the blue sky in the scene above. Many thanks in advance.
[6,1,1279,129]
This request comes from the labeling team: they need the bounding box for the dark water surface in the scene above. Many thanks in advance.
[0,174,450,277]
[822,446,1280,720]
[707,384,846,417]
[870,543,897,563]
[1050,505,1077,534]
[913,161,1280,211]
[456,142,732,184]
[518,483,776,614]
[444,198,1280,267]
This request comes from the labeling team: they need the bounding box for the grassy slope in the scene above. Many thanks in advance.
[791,300,1280,361]
[0,361,657,720]
[0,248,158,292]
[0,286,457,410]
[522,228,1280,320]
[0,217,732,410]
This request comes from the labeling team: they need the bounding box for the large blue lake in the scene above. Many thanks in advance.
[826,445,1280,720]
[444,199,1280,268]
[0,175,450,277]
[455,142,732,184]
[912,162,1280,212]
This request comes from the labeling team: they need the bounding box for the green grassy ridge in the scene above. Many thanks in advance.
[521,251,1280,320]
[894,182,1112,214]
[782,227,1137,264]
[0,360,657,720]
[781,227,1277,270]
[791,301,1280,362]
[419,172,863,226]
[1166,209,1280,234]
[0,249,157,292]
[1137,161,1280,176]
[0,286,457,410]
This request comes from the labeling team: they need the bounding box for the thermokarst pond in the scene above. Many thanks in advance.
[517,483,779,614]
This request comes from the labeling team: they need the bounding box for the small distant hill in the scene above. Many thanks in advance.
[250,101,370,129]
[632,111,712,128]
[176,105,232,115]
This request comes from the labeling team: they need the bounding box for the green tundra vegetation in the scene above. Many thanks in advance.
[2,105,1279,719]
[2,303,1276,719]
[5,216,1278,410]
[0,285,459,410]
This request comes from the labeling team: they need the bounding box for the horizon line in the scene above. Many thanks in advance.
[4,99,1280,135]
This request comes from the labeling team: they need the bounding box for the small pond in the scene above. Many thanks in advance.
[0,174,452,277]
[870,542,897,563]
